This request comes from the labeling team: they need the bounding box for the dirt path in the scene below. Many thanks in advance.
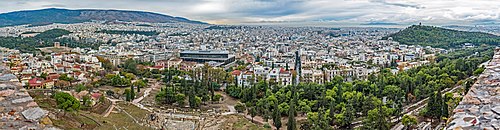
[103,97,120,117]
[133,88,152,103]
[133,81,159,104]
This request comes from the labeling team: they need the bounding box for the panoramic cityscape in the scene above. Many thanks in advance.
[0,0,499,130]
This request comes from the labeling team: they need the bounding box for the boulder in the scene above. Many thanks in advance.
[21,107,47,121]
[12,97,33,104]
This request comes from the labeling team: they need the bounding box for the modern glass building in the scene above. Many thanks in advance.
[180,50,236,66]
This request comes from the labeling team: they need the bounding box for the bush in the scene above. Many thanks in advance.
[75,84,87,92]
[213,94,223,102]
[418,108,427,117]
[473,67,485,75]
[235,103,246,113]
[263,123,271,128]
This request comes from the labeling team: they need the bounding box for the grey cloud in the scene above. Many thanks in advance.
[0,0,498,25]
[370,0,424,9]
[42,4,67,7]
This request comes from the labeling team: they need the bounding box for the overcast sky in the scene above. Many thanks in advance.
[0,0,498,25]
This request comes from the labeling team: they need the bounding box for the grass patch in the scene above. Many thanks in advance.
[50,112,98,130]
[89,102,153,130]
[222,115,271,130]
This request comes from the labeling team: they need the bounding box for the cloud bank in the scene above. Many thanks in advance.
[0,0,498,25]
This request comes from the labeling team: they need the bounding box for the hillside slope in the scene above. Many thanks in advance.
[0,8,206,26]
[383,25,500,49]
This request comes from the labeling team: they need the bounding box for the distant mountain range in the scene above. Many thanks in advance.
[0,8,206,27]
[361,22,399,25]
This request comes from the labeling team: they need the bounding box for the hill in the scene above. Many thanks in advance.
[0,8,206,27]
[383,25,500,49]
[0,29,101,53]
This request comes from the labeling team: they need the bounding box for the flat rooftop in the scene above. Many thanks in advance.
[180,50,229,55]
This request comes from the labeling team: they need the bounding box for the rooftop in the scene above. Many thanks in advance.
[180,50,229,55]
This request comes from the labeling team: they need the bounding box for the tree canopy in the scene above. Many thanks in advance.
[384,25,500,49]
[54,92,80,111]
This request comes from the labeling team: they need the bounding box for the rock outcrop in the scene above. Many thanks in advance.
[0,65,52,129]
[447,48,500,130]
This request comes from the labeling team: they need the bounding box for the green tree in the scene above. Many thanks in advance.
[54,92,80,111]
[130,84,135,100]
[82,95,91,107]
[273,102,282,130]
[249,107,257,122]
[123,58,138,74]
[235,103,246,113]
[75,84,87,92]
[426,91,444,122]
[473,66,485,75]
[175,93,186,107]
[189,96,201,108]
[124,89,131,101]
[133,80,146,93]
[402,114,418,130]
[287,85,297,130]
[40,72,48,79]
[336,101,355,128]
[213,94,223,102]
[328,101,336,125]
[362,106,394,130]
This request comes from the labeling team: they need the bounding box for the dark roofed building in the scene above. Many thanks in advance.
[180,50,236,66]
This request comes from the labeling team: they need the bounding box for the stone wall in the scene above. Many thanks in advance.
[0,65,52,129]
[446,48,500,130]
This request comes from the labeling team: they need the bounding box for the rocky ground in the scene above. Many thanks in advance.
[447,48,500,129]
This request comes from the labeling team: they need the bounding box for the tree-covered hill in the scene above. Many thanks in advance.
[0,29,102,53]
[383,25,500,49]
[34,29,71,39]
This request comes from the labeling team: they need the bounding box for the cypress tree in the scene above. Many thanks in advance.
[287,85,297,130]
[273,102,282,130]
[130,85,135,100]
[329,101,336,125]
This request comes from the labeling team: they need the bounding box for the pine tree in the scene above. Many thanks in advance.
[427,91,444,122]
